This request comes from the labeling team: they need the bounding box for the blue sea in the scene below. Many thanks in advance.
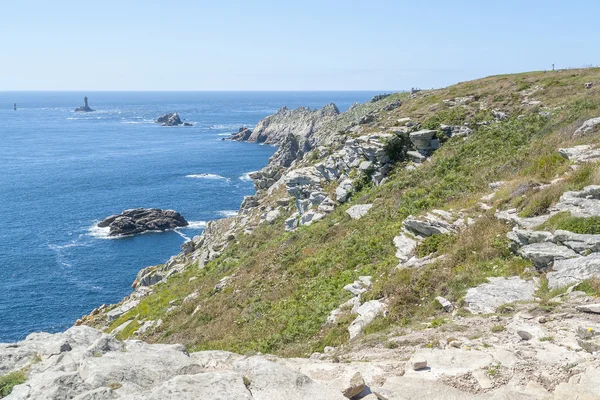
[0,91,380,342]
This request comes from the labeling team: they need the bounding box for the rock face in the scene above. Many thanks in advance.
[464,277,538,314]
[74,96,94,112]
[156,112,186,126]
[0,326,347,400]
[231,103,340,168]
[98,208,188,237]
[233,104,340,146]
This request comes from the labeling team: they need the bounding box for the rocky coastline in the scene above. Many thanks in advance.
[7,70,600,399]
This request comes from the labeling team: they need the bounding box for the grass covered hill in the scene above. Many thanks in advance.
[89,67,600,358]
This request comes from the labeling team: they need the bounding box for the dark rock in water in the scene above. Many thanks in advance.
[75,96,94,112]
[156,113,183,126]
[98,208,188,237]
[229,127,253,141]
[183,122,193,127]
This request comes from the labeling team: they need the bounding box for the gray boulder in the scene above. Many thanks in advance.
[393,234,418,264]
[547,253,600,289]
[464,276,537,314]
[403,214,455,237]
[409,130,437,150]
[336,180,355,203]
[348,300,386,339]
[574,117,600,136]
[517,242,578,269]
[554,230,600,254]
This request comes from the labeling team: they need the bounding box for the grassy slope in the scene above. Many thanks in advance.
[107,68,600,357]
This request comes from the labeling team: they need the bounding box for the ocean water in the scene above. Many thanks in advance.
[0,91,380,342]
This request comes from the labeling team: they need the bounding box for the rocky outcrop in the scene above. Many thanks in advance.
[98,208,188,237]
[229,127,253,141]
[156,112,189,126]
[74,96,94,112]
[559,145,600,163]
[232,104,340,146]
[574,117,600,136]
[0,326,348,400]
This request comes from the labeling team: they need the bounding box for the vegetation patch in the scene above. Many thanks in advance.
[0,370,26,397]
[539,212,600,234]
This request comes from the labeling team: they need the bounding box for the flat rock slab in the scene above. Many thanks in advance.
[345,204,373,220]
[373,376,481,400]
[518,242,578,269]
[465,276,537,314]
[576,304,600,314]
[547,253,600,289]
[559,145,600,163]
[404,349,494,380]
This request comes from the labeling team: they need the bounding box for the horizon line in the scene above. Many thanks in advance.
[0,89,408,93]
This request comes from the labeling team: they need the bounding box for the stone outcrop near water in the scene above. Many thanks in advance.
[98,208,188,237]
[155,112,192,126]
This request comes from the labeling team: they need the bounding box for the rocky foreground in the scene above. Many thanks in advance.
[5,301,600,399]
[97,208,188,237]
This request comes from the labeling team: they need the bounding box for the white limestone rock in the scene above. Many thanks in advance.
[345,204,373,220]
[348,300,386,340]
[464,276,537,314]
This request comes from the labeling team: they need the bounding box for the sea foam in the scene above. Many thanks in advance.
[185,173,227,180]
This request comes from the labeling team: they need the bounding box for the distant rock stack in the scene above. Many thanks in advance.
[13,103,16,111]
[75,96,95,112]
[155,112,192,126]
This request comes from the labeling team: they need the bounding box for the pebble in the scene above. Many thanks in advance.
[410,358,428,371]
[517,330,533,341]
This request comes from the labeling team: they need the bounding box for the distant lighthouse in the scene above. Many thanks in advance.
[74,96,94,112]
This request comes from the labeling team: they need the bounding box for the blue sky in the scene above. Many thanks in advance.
[0,0,598,90]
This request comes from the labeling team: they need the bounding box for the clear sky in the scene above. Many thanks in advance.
[0,0,598,91]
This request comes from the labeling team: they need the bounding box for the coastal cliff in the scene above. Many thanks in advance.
[6,68,600,398]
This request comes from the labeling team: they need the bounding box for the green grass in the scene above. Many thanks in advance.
[539,212,600,234]
[415,234,456,258]
[0,371,26,397]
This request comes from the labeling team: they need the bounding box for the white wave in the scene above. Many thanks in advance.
[87,224,115,240]
[209,124,245,130]
[182,221,207,229]
[121,120,153,125]
[48,241,84,250]
[218,210,238,217]
[217,133,232,136]
[239,171,257,182]
[174,228,191,241]
[185,173,228,180]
